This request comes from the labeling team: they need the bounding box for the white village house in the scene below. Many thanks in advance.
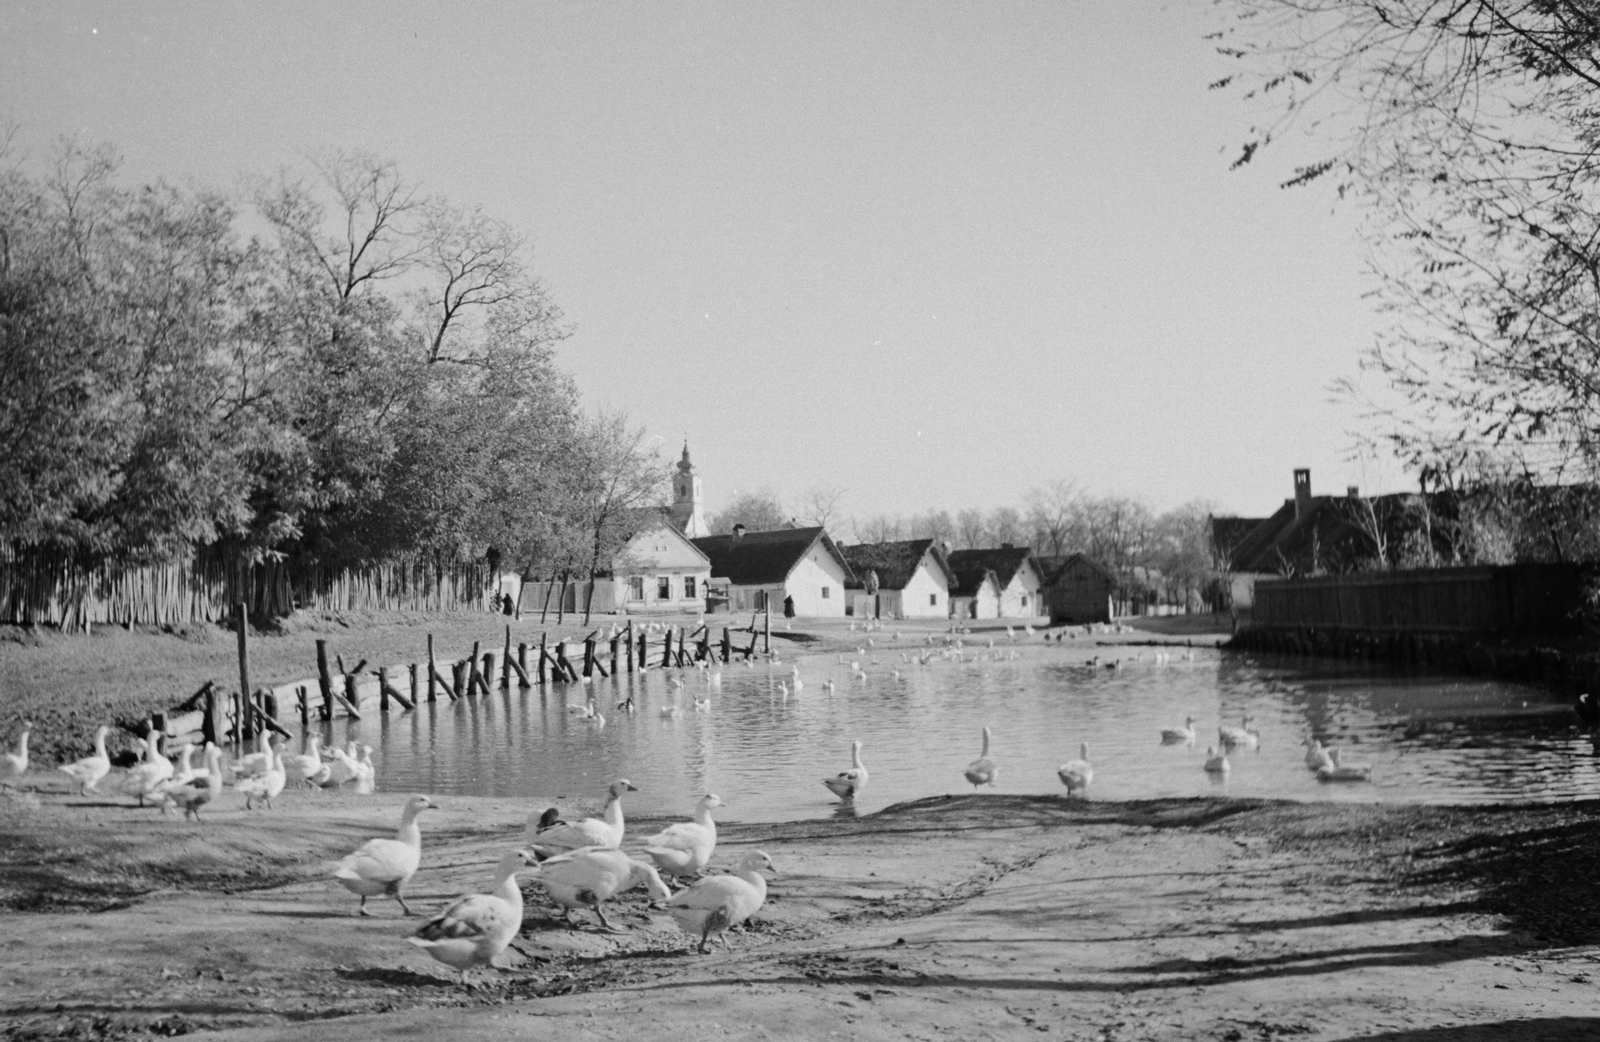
[947,546,1046,619]
[610,519,713,614]
[691,525,853,617]
[839,538,956,620]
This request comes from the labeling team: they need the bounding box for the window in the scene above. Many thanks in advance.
[629,577,644,600]
[1021,594,1029,607]
[821,586,830,599]
[657,576,671,599]
[685,576,696,599]
[930,594,937,606]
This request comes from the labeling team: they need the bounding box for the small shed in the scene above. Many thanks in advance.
[1039,553,1115,624]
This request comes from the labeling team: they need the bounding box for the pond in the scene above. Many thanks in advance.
[301,638,1600,822]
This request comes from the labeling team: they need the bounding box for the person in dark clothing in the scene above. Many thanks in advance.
[783,595,795,618]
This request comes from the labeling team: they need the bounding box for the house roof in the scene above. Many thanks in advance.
[1209,516,1269,564]
[1037,552,1115,586]
[690,526,854,586]
[946,547,1039,595]
[839,539,953,592]
[1228,498,1379,574]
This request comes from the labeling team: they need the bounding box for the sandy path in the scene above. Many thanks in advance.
[4,790,1599,1041]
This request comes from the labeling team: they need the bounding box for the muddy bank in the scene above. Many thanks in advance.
[3,789,1600,1041]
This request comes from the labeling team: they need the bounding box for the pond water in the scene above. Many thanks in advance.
[299,639,1600,823]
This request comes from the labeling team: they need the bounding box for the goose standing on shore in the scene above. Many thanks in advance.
[525,779,637,854]
[235,742,285,810]
[58,725,111,795]
[333,794,438,915]
[1057,742,1093,798]
[408,847,535,983]
[120,733,174,806]
[529,847,671,930]
[822,741,869,802]
[663,850,777,954]
[3,720,32,785]
[639,793,723,881]
[964,727,999,791]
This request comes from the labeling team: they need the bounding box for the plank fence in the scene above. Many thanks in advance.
[1251,563,1590,637]
[0,547,493,632]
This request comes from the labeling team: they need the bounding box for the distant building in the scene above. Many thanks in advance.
[947,546,1044,619]
[668,443,710,539]
[839,539,956,620]
[611,519,713,614]
[691,525,853,616]
[1038,553,1115,624]
[949,567,1002,620]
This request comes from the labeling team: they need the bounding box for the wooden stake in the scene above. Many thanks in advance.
[468,640,482,695]
[517,642,529,687]
[502,625,512,689]
[427,634,438,703]
[316,639,335,721]
[409,663,419,706]
[297,685,309,728]
[379,666,390,712]
[234,601,251,726]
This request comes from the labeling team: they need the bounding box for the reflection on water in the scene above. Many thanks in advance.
[292,642,1600,823]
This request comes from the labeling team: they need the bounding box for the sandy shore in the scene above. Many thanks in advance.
[3,783,1599,1042]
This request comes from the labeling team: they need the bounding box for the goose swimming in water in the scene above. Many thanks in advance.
[1057,742,1093,798]
[821,741,869,802]
[1203,745,1230,775]
[964,726,999,790]
[1218,715,1260,753]
[1160,716,1197,746]
[1316,748,1373,782]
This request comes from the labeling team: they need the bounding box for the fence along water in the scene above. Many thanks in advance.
[0,547,493,631]
[1250,563,1588,637]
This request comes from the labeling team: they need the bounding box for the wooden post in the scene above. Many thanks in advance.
[427,635,438,703]
[625,620,634,673]
[297,685,309,728]
[234,601,251,726]
[409,663,419,706]
[609,633,620,675]
[583,638,594,678]
[502,625,512,689]
[481,653,496,696]
[379,666,391,712]
[452,661,465,699]
[661,627,673,668]
[262,690,279,724]
[316,639,335,720]
[382,672,415,711]
[228,691,240,742]
[764,609,771,654]
[538,632,549,684]
[468,640,482,695]
[338,674,363,720]
[204,684,222,747]
[517,642,529,687]
[721,627,731,663]
[637,628,647,668]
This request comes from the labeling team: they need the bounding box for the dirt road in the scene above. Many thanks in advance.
[4,786,1599,1041]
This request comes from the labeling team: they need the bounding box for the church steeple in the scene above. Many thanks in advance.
[671,442,709,538]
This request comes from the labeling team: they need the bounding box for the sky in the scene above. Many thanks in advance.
[0,0,1397,524]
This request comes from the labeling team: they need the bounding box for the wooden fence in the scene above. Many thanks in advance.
[1251,563,1590,637]
[0,547,493,631]
[516,581,617,617]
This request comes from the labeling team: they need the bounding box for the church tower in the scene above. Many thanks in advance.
[671,442,710,538]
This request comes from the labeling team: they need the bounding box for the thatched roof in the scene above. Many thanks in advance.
[839,539,952,592]
[691,526,853,586]
[946,547,1038,595]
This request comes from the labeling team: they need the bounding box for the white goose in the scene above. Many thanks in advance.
[58,725,111,795]
[963,726,998,790]
[1160,716,1197,746]
[639,793,724,881]
[821,741,869,802]
[1302,737,1334,771]
[235,742,286,810]
[663,850,777,954]
[1057,742,1093,798]
[1218,715,1260,753]
[3,720,32,784]
[1317,748,1373,782]
[351,745,376,791]
[1203,745,1230,775]
[408,847,535,983]
[530,847,671,929]
[323,745,360,787]
[168,743,200,787]
[120,733,174,806]
[281,736,325,788]
[525,779,637,854]
[333,794,438,915]
[154,747,223,821]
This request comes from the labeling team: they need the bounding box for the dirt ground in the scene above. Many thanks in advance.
[3,783,1599,1042]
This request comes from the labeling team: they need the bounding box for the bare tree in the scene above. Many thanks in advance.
[797,483,846,530]
[955,508,987,549]
[1026,479,1080,557]
[988,506,1024,547]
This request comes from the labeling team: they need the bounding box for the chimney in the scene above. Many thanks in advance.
[1293,468,1312,518]
[732,524,745,541]
[1347,485,1360,498]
